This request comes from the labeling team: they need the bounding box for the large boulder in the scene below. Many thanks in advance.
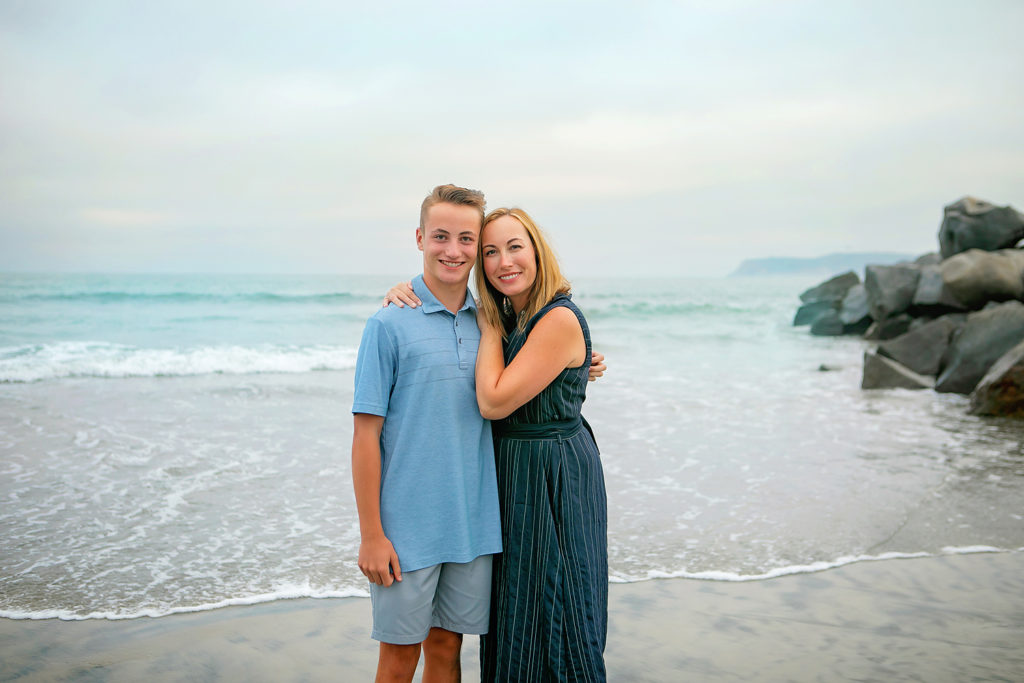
[865,264,921,320]
[839,284,870,324]
[799,271,860,303]
[794,300,836,326]
[842,317,872,335]
[938,197,1024,259]
[939,249,1024,309]
[911,264,968,314]
[935,301,1024,394]
[877,316,962,376]
[810,310,845,336]
[969,340,1024,416]
[861,351,934,390]
[863,313,914,341]
[915,252,942,267]
[795,271,863,331]
[909,312,967,332]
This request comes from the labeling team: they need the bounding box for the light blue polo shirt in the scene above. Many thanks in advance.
[352,275,501,572]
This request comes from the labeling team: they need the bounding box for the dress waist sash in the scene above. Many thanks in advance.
[493,415,596,444]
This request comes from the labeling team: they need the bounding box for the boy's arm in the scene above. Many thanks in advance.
[381,280,420,308]
[351,412,402,586]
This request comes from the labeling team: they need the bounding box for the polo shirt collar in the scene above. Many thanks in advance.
[412,274,476,314]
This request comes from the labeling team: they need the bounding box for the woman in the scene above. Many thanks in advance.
[384,208,608,680]
[473,207,607,682]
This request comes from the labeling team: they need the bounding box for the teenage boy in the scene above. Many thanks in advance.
[351,184,501,682]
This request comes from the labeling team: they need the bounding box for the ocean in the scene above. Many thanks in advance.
[1,272,1022,621]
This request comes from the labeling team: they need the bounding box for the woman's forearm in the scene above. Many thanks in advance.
[475,324,509,419]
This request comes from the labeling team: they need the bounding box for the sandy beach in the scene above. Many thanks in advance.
[2,551,1021,682]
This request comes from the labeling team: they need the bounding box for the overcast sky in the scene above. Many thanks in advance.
[2,0,1022,277]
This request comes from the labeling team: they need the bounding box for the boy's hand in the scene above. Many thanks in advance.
[382,281,420,308]
[358,535,403,586]
[588,351,606,382]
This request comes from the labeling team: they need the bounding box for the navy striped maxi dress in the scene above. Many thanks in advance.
[481,294,608,682]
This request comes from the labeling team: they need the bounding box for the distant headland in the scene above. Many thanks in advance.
[730,253,915,277]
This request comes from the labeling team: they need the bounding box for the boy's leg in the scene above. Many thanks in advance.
[370,564,443,682]
[421,554,494,682]
[421,627,463,683]
[376,643,421,683]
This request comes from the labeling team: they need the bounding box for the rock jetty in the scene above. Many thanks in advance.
[793,196,1024,417]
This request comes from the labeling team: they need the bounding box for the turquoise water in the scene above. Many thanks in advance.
[0,273,392,378]
[1,273,1022,619]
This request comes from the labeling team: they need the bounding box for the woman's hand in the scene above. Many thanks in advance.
[382,281,420,308]
[588,351,606,382]
[479,319,501,344]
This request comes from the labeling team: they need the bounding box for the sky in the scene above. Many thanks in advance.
[1,0,1023,278]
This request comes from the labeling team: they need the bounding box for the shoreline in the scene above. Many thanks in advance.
[6,546,1017,623]
[2,552,1022,681]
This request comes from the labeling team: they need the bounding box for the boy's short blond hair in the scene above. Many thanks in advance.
[419,184,486,228]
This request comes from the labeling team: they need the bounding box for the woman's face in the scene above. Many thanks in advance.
[481,214,537,313]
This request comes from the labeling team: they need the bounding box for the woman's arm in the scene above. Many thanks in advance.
[475,307,586,420]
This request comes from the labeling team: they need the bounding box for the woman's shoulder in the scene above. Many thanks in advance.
[545,293,585,319]
[527,293,586,331]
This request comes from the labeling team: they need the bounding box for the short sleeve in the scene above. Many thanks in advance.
[352,317,397,417]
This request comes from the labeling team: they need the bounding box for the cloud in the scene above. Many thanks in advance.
[78,208,170,228]
[1,1,1022,276]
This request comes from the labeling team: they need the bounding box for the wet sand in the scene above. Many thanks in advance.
[1,552,1022,682]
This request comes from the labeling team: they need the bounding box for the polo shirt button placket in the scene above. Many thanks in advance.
[454,315,464,365]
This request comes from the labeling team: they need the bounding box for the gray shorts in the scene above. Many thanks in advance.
[369,554,493,645]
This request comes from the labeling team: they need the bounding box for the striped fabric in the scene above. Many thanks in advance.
[481,295,608,682]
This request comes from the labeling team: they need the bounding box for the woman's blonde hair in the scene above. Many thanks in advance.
[475,207,570,336]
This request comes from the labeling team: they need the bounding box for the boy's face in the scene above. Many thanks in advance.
[416,202,482,289]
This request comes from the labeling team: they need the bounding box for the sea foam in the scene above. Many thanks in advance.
[3,548,1019,621]
[0,342,358,382]
[607,546,1019,584]
[0,583,370,621]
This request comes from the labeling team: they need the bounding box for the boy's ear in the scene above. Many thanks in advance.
[415,227,424,251]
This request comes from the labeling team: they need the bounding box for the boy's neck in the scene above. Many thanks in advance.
[421,273,469,313]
